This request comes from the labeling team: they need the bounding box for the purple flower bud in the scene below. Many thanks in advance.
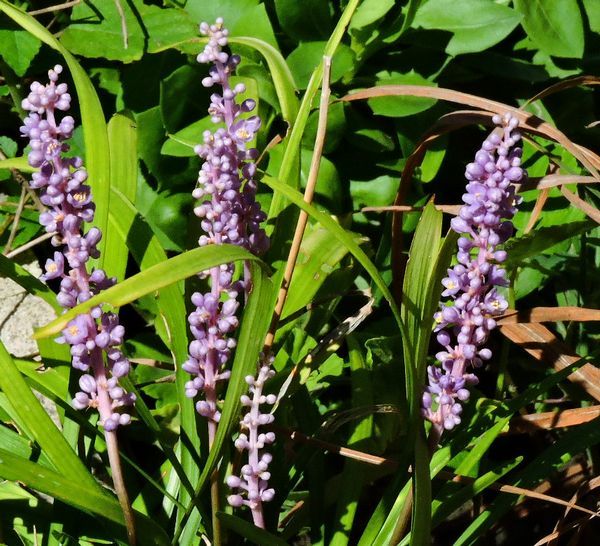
[423,114,524,436]
[22,66,133,430]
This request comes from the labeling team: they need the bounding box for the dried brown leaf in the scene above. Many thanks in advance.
[518,175,596,192]
[498,307,600,324]
[525,188,549,234]
[510,406,600,433]
[500,323,600,402]
[341,87,600,178]
[523,75,600,108]
[560,186,600,224]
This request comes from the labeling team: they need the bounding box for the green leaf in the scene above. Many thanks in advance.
[0,0,112,269]
[99,189,201,516]
[230,36,299,123]
[0,449,170,546]
[35,244,264,338]
[0,27,41,76]
[400,202,443,545]
[175,261,273,541]
[268,0,361,220]
[218,512,288,546]
[583,0,600,33]
[184,0,279,49]
[413,0,523,55]
[505,220,594,265]
[0,135,16,157]
[349,0,396,30]
[263,174,403,332]
[60,0,197,62]
[514,0,584,58]
[161,117,214,157]
[274,0,333,41]
[368,70,437,117]
[286,41,356,89]
[281,225,351,320]
[105,112,137,281]
[401,202,443,394]
[0,341,97,491]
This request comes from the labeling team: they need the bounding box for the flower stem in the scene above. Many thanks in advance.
[105,429,136,545]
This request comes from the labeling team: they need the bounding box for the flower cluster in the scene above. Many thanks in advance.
[183,18,268,430]
[227,359,276,525]
[21,66,134,431]
[422,113,524,434]
[187,19,276,525]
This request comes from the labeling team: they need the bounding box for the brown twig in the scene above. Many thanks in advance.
[3,185,27,255]
[105,430,136,545]
[263,56,332,351]
[5,231,56,259]
[114,0,129,50]
[28,0,80,16]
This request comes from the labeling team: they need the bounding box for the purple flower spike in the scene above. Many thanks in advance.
[190,19,275,528]
[184,18,269,438]
[227,358,276,527]
[21,66,134,431]
[422,113,524,437]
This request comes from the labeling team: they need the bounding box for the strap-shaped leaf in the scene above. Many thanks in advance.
[0,341,97,490]
[0,449,170,546]
[34,244,265,338]
[0,0,111,267]
[174,260,273,542]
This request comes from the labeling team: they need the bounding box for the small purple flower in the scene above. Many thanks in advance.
[422,113,524,437]
[227,360,276,527]
[21,66,134,431]
[190,19,275,528]
[184,18,269,430]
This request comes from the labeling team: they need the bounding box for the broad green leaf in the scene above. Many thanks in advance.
[0,449,170,546]
[413,0,523,55]
[0,27,40,76]
[0,341,97,491]
[274,0,333,41]
[286,41,356,90]
[218,512,288,546]
[0,135,16,156]
[268,0,361,219]
[281,225,351,320]
[583,0,600,33]
[230,36,299,122]
[349,0,396,30]
[514,0,584,58]
[175,261,273,542]
[0,0,111,268]
[35,245,263,338]
[368,71,437,117]
[60,0,197,62]
[105,112,137,281]
[184,0,279,49]
[161,75,258,155]
[161,117,214,157]
[0,156,34,172]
